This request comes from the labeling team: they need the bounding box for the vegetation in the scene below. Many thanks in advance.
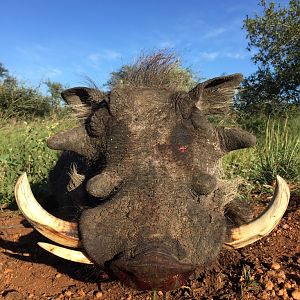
[0,115,75,205]
[0,63,66,120]
[237,0,300,115]
[223,116,300,191]
[0,63,71,205]
[222,0,300,197]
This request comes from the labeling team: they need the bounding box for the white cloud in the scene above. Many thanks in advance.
[45,67,62,78]
[226,4,245,13]
[224,52,248,59]
[195,50,248,62]
[202,27,227,39]
[198,51,220,61]
[158,40,176,48]
[87,49,122,67]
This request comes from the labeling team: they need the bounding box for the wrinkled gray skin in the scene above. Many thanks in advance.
[47,73,256,290]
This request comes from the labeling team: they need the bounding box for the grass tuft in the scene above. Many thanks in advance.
[257,118,300,184]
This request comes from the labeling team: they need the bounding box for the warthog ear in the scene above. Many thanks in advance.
[61,87,106,119]
[189,74,243,115]
[48,87,111,158]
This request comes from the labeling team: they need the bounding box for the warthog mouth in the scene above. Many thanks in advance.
[15,172,290,290]
[108,247,195,290]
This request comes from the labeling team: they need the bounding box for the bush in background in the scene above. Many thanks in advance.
[0,115,74,205]
[0,78,52,120]
[0,62,66,120]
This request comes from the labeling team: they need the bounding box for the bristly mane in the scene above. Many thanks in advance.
[111,51,193,91]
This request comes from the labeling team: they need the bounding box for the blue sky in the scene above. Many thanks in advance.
[0,0,288,91]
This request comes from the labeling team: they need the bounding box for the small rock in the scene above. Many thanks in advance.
[277,270,286,280]
[4,268,13,274]
[283,290,289,299]
[291,281,297,288]
[64,290,73,297]
[292,289,300,300]
[271,290,276,297]
[271,262,281,270]
[265,281,274,290]
[268,270,276,276]
[282,224,289,229]
[77,289,85,297]
[285,282,292,289]
[277,289,285,296]
[55,273,62,278]
[277,277,285,284]
[260,291,269,299]
[95,291,103,298]
[158,291,163,296]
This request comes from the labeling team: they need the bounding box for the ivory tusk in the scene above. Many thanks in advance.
[15,173,81,248]
[224,175,290,249]
[38,242,93,264]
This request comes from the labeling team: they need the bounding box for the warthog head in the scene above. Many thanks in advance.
[15,53,290,291]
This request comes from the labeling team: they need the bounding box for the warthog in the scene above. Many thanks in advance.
[15,53,290,291]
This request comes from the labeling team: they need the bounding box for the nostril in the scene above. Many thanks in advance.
[86,170,122,198]
[192,172,217,195]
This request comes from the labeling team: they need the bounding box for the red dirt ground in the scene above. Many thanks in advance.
[0,192,299,300]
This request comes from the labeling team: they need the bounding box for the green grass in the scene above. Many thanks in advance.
[222,114,300,195]
[0,115,74,205]
[258,118,300,184]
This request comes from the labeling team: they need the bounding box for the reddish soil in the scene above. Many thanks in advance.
[0,192,299,300]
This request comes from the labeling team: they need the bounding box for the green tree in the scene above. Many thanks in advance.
[0,63,9,79]
[44,80,65,112]
[0,63,63,119]
[238,0,300,115]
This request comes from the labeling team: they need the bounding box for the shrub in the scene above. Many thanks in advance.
[0,115,74,205]
[0,78,53,120]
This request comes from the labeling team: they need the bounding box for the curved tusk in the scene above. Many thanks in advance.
[38,242,93,264]
[15,173,81,248]
[224,175,290,249]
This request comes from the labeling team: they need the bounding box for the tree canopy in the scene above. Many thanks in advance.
[238,0,300,115]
